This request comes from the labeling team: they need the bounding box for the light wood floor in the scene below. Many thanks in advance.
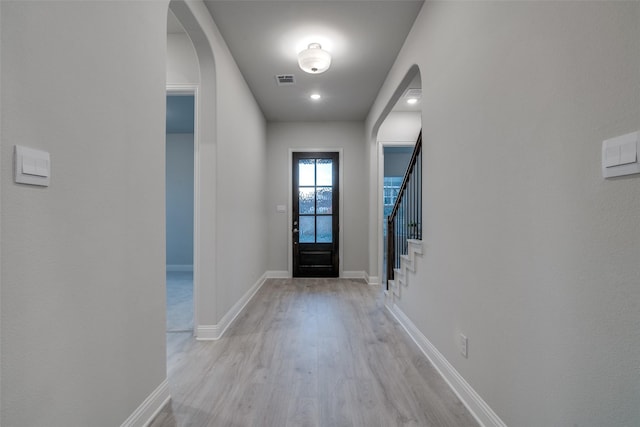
[150,278,479,427]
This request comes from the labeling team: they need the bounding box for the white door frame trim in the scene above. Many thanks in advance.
[288,148,344,278]
[166,84,199,335]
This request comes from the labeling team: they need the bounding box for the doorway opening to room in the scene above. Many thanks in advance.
[381,146,414,282]
[166,93,195,333]
[376,67,422,286]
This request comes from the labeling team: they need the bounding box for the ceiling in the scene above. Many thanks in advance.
[190,0,424,122]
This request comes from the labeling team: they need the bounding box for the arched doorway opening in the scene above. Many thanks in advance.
[372,65,422,286]
[166,0,218,342]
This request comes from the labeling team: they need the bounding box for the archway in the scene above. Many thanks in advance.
[167,0,218,340]
[371,65,422,286]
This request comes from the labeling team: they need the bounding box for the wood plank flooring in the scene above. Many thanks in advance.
[150,278,479,427]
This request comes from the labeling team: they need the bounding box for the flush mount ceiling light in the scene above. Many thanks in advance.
[298,43,331,74]
[406,98,418,105]
[310,93,321,100]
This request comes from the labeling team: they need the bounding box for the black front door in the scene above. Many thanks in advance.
[292,152,339,277]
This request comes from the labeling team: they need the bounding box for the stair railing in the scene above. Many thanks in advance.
[387,131,422,288]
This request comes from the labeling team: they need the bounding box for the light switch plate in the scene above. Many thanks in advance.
[459,334,468,358]
[602,131,639,178]
[14,145,51,186]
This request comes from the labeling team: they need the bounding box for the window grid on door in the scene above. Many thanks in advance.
[298,158,333,243]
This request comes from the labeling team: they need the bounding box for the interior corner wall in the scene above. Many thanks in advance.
[367,2,640,427]
[1,1,169,426]
[266,121,367,274]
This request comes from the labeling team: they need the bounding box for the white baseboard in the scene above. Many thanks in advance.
[385,302,507,427]
[265,270,290,278]
[195,324,220,340]
[342,270,366,280]
[120,380,170,427]
[364,272,380,286]
[196,272,267,341]
[166,264,193,272]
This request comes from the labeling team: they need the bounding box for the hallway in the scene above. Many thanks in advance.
[151,279,478,427]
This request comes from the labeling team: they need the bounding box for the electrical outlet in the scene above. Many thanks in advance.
[459,334,468,358]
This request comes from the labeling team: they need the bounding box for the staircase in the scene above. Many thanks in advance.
[388,239,422,296]
[387,132,422,294]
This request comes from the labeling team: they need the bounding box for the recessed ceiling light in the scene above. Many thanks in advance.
[407,98,418,105]
[310,93,321,100]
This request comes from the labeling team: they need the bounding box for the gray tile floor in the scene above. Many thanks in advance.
[166,270,193,332]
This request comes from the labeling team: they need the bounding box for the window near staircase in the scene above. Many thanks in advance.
[383,176,403,226]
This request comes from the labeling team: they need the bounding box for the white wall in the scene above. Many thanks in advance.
[166,133,194,267]
[367,2,640,426]
[266,122,367,275]
[205,20,268,325]
[0,0,3,415]
[215,88,267,320]
[1,1,168,425]
[167,33,199,85]
[377,111,421,144]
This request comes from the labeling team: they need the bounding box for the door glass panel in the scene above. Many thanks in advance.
[299,188,316,214]
[299,159,315,186]
[316,216,332,243]
[316,159,332,186]
[316,187,332,214]
[299,216,315,243]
